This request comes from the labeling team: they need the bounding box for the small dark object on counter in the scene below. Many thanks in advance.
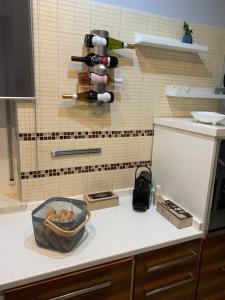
[84,191,119,210]
[215,87,225,95]
[132,166,152,211]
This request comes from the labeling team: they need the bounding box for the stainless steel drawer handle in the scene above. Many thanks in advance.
[145,273,195,297]
[146,251,197,273]
[48,281,111,300]
[51,148,101,157]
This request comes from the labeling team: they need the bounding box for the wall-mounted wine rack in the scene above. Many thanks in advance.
[62,30,116,106]
[62,29,135,105]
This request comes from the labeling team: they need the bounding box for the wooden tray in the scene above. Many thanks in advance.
[84,191,119,211]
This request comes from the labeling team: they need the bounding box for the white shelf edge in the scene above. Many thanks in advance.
[134,33,208,53]
[166,85,225,100]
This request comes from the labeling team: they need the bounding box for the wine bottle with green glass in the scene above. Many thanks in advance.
[84,34,135,50]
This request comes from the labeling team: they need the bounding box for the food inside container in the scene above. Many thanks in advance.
[46,207,76,223]
[32,197,90,253]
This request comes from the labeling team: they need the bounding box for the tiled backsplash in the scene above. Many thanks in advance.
[18,129,153,141]
[17,0,224,202]
[21,160,151,179]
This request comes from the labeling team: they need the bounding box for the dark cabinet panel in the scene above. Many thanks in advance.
[196,234,225,300]
[0,0,34,98]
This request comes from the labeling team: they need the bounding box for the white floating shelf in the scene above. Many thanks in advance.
[166,85,225,100]
[135,33,208,53]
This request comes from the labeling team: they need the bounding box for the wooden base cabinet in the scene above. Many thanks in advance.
[196,234,225,300]
[4,239,204,300]
[4,258,132,300]
[134,239,200,300]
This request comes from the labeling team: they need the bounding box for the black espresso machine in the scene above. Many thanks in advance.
[132,166,152,211]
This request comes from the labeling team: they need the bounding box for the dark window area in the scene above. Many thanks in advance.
[218,178,225,210]
[0,0,34,97]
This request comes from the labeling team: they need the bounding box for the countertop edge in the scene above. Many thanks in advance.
[1,232,202,292]
[153,117,224,137]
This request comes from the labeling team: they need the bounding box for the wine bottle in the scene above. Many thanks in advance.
[78,72,123,85]
[84,34,135,50]
[62,91,114,103]
[71,53,118,68]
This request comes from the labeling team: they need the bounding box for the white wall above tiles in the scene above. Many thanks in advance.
[91,0,225,29]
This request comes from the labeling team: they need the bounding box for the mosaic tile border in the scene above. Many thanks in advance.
[21,160,151,180]
[18,130,154,141]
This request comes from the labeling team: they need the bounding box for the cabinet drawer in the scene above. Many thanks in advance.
[134,239,200,300]
[135,260,198,300]
[135,239,200,279]
[4,258,132,300]
[135,275,196,300]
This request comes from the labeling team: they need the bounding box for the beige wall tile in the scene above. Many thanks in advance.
[18,0,225,201]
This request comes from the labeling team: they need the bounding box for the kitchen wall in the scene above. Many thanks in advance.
[92,0,225,29]
[17,0,225,202]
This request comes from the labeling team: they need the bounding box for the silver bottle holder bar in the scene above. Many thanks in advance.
[90,30,109,97]
[51,148,102,157]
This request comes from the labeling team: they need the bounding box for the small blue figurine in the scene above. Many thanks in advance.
[182,22,193,44]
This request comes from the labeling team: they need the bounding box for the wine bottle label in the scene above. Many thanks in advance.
[100,56,110,67]
[92,35,107,46]
[89,54,100,65]
[91,73,107,84]
[97,92,111,103]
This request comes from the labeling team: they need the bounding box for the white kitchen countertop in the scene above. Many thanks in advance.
[0,193,26,214]
[154,117,225,137]
[0,190,202,293]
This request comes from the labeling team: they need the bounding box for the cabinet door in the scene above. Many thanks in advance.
[196,235,225,300]
[197,260,225,300]
[0,0,34,98]
[134,239,200,300]
[4,258,132,300]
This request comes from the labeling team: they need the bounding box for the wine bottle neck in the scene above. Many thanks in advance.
[71,56,84,62]
[62,94,77,99]
[125,43,135,49]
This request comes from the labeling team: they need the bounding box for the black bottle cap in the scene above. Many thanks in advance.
[109,56,118,68]
[109,92,114,103]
